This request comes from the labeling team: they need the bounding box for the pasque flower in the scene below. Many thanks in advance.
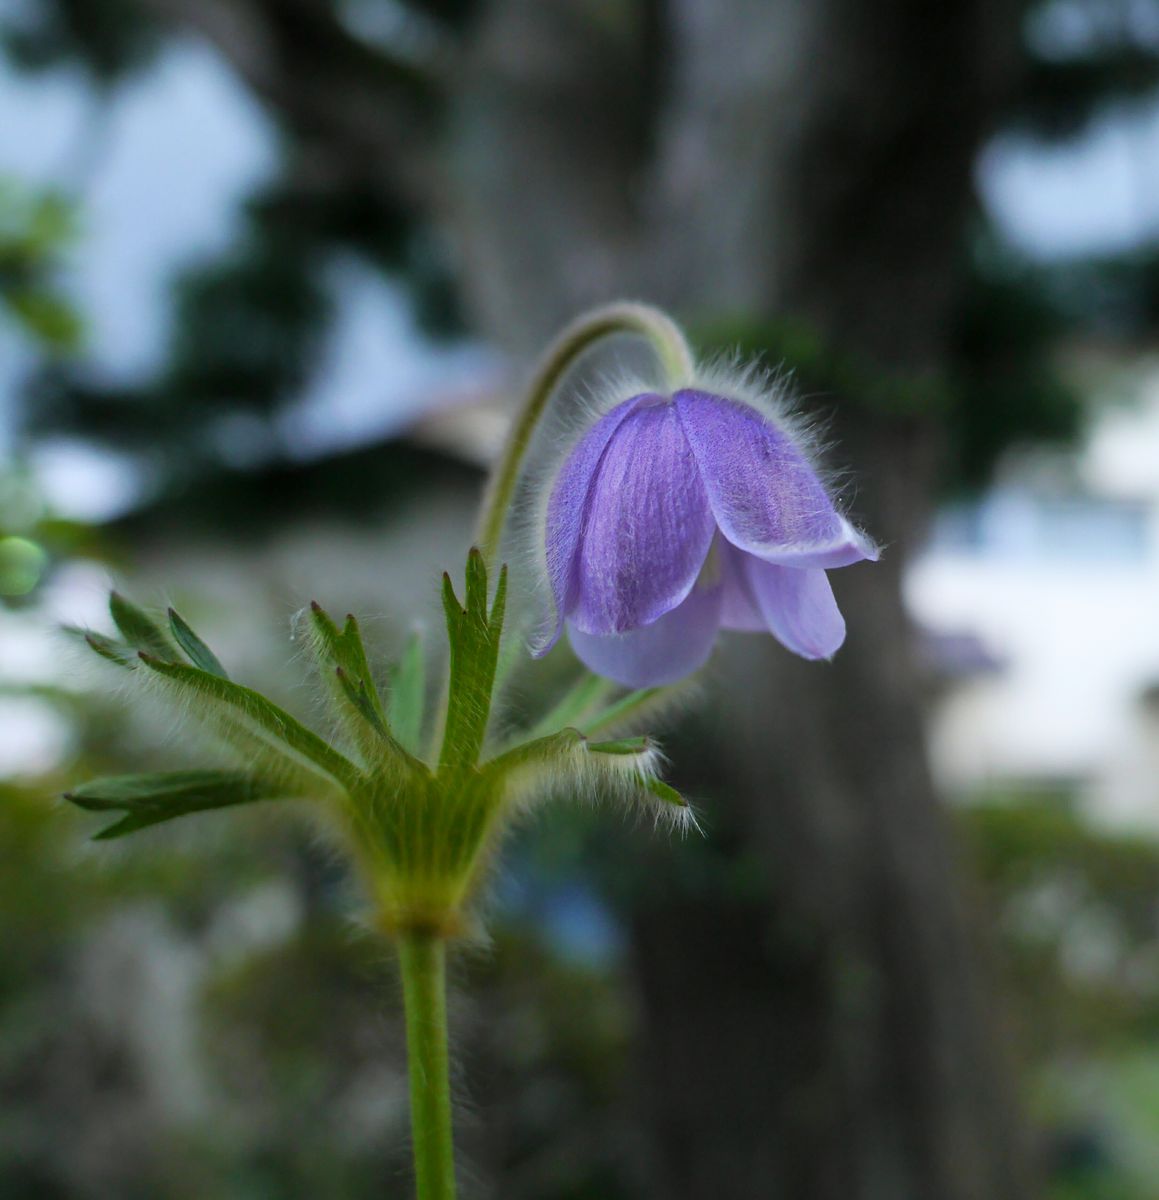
[538,382,878,687]
[64,304,878,1200]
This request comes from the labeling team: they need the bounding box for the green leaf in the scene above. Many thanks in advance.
[68,628,135,668]
[389,629,426,755]
[307,604,389,727]
[587,736,652,756]
[336,666,388,736]
[109,592,177,661]
[438,550,508,774]
[482,728,584,781]
[487,556,508,640]
[643,777,687,809]
[306,603,423,775]
[66,770,288,839]
[137,654,360,791]
[168,608,228,678]
[482,727,682,822]
[4,287,83,352]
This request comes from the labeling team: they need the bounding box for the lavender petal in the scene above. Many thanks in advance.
[567,583,723,687]
[674,389,877,568]
[744,558,846,659]
[537,395,646,654]
[717,539,765,631]
[570,399,716,636]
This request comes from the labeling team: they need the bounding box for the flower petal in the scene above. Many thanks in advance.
[567,582,723,687]
[570,398,716,636]
[538,395,647,654]
[717,539,765,632]
[674,389,877,568]
[744,558,846,659]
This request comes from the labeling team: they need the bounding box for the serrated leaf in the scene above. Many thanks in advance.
[464,546,489,622]
[65,770,287,839]
[109,592,177,661]
[487,558,508,639]
[336,666,388,736]
[306,604,422,775]
[137,654,360,791]
[308,604,389,727]
[389,630,425,755]
[168,608,228,678]
[438,552,509,774]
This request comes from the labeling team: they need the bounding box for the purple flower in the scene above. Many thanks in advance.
[536,387,878,687]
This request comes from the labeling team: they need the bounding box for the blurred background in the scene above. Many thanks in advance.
[3,0,1159,1197]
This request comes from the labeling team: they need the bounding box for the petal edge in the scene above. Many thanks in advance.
[675,389,875,567]
[744,559,846,660]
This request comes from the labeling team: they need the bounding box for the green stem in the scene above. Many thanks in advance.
[475,302,695,566]
[398,933,456,1200]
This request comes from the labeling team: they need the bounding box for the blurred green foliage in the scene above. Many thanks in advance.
[11,754,1159,1198]
[960,796,1159,1199]
[0,180,82,354]
[0,0,160,81]
[0,468,116,610]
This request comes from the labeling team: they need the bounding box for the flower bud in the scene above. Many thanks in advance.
[536,371,879,687]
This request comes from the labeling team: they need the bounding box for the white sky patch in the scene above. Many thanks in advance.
[64,41,276,380]
[39,557,116,629]
[1026,0,1159,59]
[0,40,274,376]
[0,694,71,774]
[278,256,496,458]
[1084,363,1159,501]
[0,37,276,451]
[29,438,143,520]
[0,40,489,512]
[978,96,1159,260]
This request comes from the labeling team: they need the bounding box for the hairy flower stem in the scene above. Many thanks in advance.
[398,933,456,1200]
[475,302,695,566]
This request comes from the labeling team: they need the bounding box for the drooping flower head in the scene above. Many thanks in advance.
[535,370,878,687]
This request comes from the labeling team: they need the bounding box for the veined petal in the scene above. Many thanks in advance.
[674,389,877,568]
[538,395,648,654]
[571,398,716,636]
[567,583,723,687]
[744,558,846,660]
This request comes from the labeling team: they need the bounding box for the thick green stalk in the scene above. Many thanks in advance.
[398,933,457,1200]
[475,302,695,565]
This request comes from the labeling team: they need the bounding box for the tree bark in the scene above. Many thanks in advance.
[449,3,1034,1197]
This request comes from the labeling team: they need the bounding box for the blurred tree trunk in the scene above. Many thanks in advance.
[142,0,1034,1194]
[451,3,1034,1198]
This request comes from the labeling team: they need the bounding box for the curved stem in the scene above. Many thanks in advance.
[475,302,695,566]
[399,933,456,1200]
